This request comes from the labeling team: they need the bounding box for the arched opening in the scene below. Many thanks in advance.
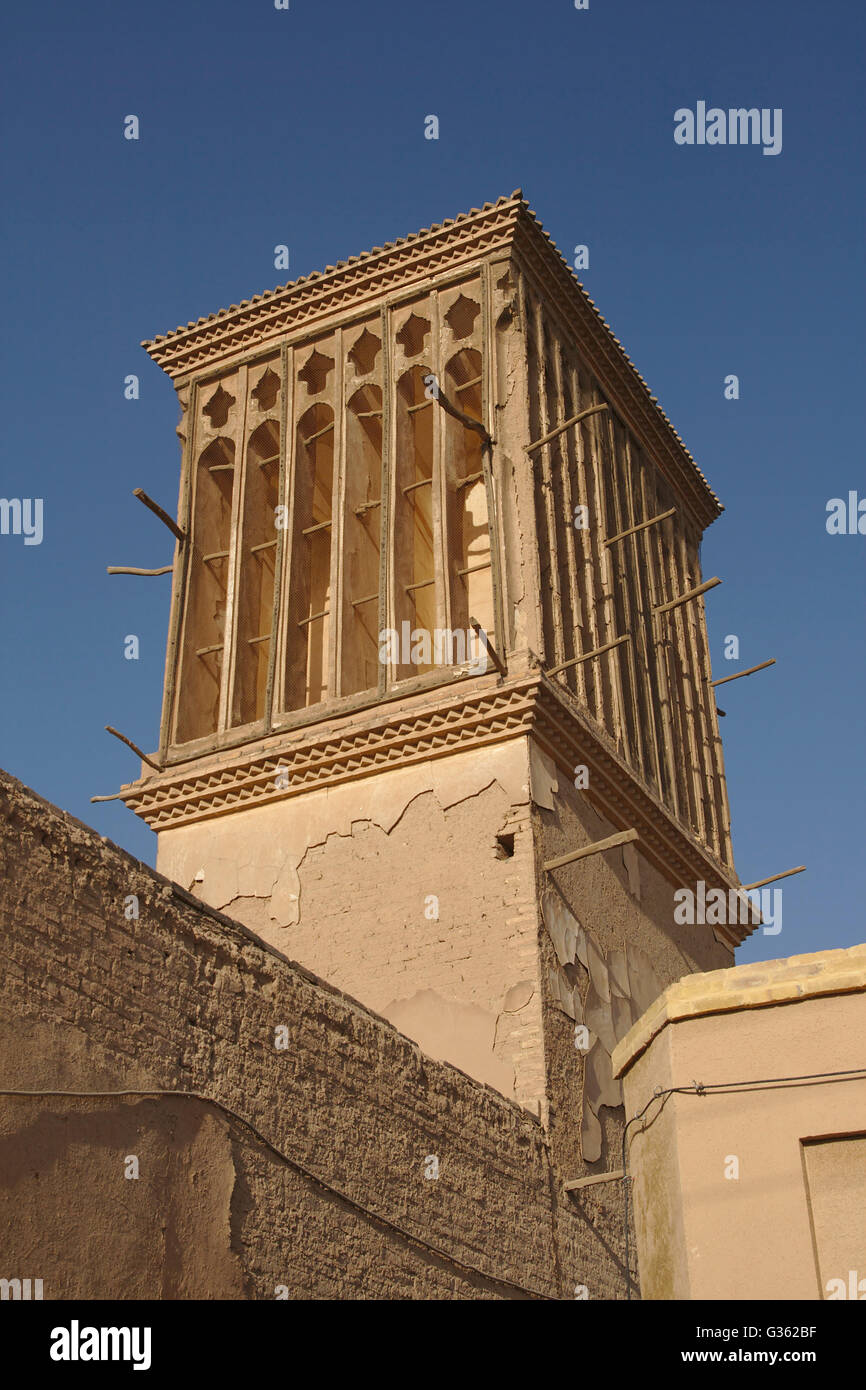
[176,436,235,743]
[285,402,334,709]
[341,385,383,697]
[443,348,492,645]
[393,366,436,678]
[232,419,280,726]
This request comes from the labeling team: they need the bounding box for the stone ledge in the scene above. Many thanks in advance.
[612,943,866,1078]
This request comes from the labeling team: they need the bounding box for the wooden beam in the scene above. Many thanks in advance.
[710,658,776,689]
[469,617,506,676]
[105,725,161,771]
[106,565,173,577]
[741,866,806,892]
[546,633,630,677]
[433,388,492,445]
[544,828,639,872]
[526,402,609,455]
[604,507,676,548]
[132,488,185,543]
[564,1168,625,1191]
[653,576,721,616]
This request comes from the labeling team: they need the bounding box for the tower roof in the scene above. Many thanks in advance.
[142,190,722,525]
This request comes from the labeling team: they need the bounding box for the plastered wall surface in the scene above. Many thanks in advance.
[156,740,547,1108]
[612,949,866,1300]
[0,768,633,1300]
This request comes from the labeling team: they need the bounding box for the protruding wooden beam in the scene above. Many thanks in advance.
[469,617,506,676]
[741,866,806,892]
[106,565,173,577]
[544,828,639,873]
[653,577,721,616]
[604,507,676,548]
[132,489,185,543]
[433,388,492,445]
[546,633,631,678]
[564,1169,625,1191]
[526,402,609,455]
[105,725,161,771]
[710,659,776,689]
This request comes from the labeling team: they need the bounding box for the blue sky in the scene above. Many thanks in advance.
[1,0,862,964]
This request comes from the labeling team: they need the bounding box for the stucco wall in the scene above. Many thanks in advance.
[613,948,866,1300]
[155,740,547,1109]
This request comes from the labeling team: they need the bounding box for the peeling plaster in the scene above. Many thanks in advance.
[623,841,642,901]
[160,744,531,930]
[502,981,535,1012]
[529,745,558,810]
[382,988,514,1097]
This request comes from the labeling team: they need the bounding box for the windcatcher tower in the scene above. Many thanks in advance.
[126,192,746,1171]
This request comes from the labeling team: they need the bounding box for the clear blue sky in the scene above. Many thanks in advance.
[1,0,862,964]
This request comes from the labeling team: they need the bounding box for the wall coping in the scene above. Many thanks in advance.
[612,943,866,1078]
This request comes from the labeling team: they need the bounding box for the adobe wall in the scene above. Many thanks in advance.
[612,948,866,1300]
[0,767,632,1299]
[529,745,733,1174]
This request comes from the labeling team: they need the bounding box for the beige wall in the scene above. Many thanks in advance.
[613,947,866,1300]
[156,739,548,1110]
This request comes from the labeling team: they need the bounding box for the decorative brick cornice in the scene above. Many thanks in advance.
[121,671,745,945]
[141,195,523,381]
[141,191,721,526]
[122,679,537,829]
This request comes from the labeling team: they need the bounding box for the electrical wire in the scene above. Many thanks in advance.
[619,1065,866,1300]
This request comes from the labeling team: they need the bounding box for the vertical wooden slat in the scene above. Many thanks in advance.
[669,526,707,842]
[220,364,248,733]
[263,343,291,730]
[517,272,547,660]
[645,471,682,824]
[570,363,602,721]
[430,292,448,638]
[275,345,299,714]
[377,305,391,697]
[601,412,644,773]
[162,379,198,755]
[630,442,665,799]
[480,260,507,662]
[328,327,344,700]
[532,302,564,673]
[586,391,625,748]
[659,501,699,834]
[549,338,580,693]
[679,528,720,854]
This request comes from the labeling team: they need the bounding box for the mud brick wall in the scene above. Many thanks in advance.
[0,769,633,1299]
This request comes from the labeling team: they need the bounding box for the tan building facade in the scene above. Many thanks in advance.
[117,193,747,1176]
[613,946,866,1301]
